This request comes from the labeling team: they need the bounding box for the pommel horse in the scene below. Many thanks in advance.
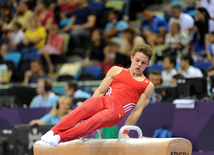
[33,126,192,155]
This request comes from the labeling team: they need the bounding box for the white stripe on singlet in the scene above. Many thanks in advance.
[123,103,136,113]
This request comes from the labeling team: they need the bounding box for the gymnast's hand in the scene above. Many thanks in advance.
[122,134,129,139]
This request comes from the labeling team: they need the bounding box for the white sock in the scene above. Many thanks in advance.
[41,130,54,143]
[48,135,60,147]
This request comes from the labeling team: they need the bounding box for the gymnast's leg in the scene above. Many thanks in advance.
[41,97,105,143]
[48,101,124,146]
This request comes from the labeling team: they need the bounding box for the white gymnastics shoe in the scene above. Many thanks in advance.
[41,130,54,143]
[48,135,60,147]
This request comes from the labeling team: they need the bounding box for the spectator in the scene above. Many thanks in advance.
[0,22,25,56]
[12,1,34,30]
[103,42,118,65]
[207,65,214,76]
[30,78,59,108]
[161,56,177,86]
[148,70,162,86]
[29,96,72,125]
[169,4,194,33]
[34,0,55,30]
[195,7,214,33]
[179,54,203,78]
[120,27,145,57]
[207,31,214,64]
[199,0,214,19]
[64,81,91,99]
[38,25,64,73]
[20,15,47,51]
[63,0,96,48]
[192,20,206,61]
[104,8,129,44]
[23,59,46,84]
[165,20,190,56]
[0,54,9,84]
[141,6,168,47]
[171,73,184,86]
[83,29,106,67]
[59,11,72,29]
[0,4,13,31]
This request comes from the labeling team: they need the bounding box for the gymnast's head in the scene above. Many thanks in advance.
[130,44,153,74]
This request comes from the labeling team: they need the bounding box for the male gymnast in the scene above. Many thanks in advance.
[41,43,154,146]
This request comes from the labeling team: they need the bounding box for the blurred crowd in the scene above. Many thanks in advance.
[1,0,214,122]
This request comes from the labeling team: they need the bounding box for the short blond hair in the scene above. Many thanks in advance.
[49,96,72,117]
[132,44,153,60]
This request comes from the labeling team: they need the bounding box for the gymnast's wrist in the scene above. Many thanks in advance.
[123,129,129,135]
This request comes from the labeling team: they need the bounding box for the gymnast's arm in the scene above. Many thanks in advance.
[92,66,122,97]
[124,82,154,126]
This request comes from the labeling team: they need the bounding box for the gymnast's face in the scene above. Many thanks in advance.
[130,52,149,75]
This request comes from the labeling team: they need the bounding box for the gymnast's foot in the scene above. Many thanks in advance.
[41,130,54,143]
[48,135,60,147]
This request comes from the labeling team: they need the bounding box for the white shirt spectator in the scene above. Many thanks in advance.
[181,66,203,78]
[200,0,214,18]
[161,68,177,86]
[209,19,214,32]
[169,13,194,30]
[11,30,25,44]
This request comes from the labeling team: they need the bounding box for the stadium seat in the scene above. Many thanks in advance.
[17,60,32,81]
[82,66,103,80]
[4,60,15,72]
[147,63,163,72]
[104,1,125,11]
[3,52,22,70]
[194,61,212,70]
[22,52,41,60]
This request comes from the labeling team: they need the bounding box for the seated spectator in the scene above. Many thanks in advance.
[195,7,214,33]
[120,27,145,57]
[207,31,214,64]
[141,6,168,47]
[104,8,129,44]
[63,0,96,48]
[34,0,55,30]
[171,73,185,86]
[30,78,59,108]
[38,25,64,73]
[29,96,72,125]
[59,11,72,29]
[103,42,118,65]
[0,4,13,32]
[179,54,203,78]
[0,22,25,56]
[148,70,162,103]
[148,70,162,86]
[23,59,47,84]
[12,1,34,30]
[192,20,206,61]
[207,65,214,76]
[83,29,106,67]
[199,0,214,19]
[64,81,92,99]
[165,20,190,56]
[161,56,177,86]
[169,4,194,33]
[0,55,9,84]
[51,0,77,22]
[20,16,47,52]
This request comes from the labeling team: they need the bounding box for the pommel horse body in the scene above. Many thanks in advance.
[34,126,192,155]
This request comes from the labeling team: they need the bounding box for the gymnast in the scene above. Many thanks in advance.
[41,43,154,146]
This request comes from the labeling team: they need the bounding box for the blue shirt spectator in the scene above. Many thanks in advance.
[29,79,59,108]
[105,20,129,37]
[30,92,59,108]
[141,15,169,33]
[41,113,61,124]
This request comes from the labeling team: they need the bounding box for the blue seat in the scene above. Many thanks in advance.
[3,52,22,70]
[194,62,212,70]
[22,52,41,60]
[83,66,103,80]
[147,63,163,72]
